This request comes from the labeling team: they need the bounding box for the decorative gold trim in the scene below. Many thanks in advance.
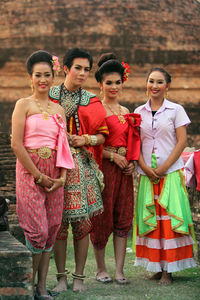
[27,146,53,159]
[70,147,81,155]
[37,147,52,159]
[104,146,127,157]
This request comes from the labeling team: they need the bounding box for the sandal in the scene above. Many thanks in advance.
[115,278,130,285]
[34,291,53,300]
[46,289,60,297]
[96,274,113,283]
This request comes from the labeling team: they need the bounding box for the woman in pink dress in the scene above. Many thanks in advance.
[11,50,74,299]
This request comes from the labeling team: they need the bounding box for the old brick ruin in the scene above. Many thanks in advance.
[0,0,200,104]
[0,1,200,294]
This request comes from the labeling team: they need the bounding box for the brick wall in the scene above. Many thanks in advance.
[0,0,200,103]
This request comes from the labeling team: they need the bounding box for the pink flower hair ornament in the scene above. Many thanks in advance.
[121,62,130,82]
[51,55,61,76]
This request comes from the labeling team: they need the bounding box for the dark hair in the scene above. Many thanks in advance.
[147,67,171,84]
[63,48,93,70]
[26,50,54,76]
[95,53,125,83]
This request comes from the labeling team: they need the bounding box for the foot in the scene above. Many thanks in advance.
[52,278,67,293]
[115,278,130,285]
[115,270,130,284]
[148,272,162,280]
[158,272,172,285]
[115,271,130,285]
[96,271,113,283]
[73,278,88,292]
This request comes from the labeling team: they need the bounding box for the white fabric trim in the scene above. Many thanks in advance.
[134,257,196,273]
[136,236,194,250]
[156,215,171,220]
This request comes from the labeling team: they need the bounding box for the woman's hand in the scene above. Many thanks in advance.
[123,162,134,175]
[71,135,85,147]
[154,165,168,177]
[45,177,65,193]
[36,174,53,188]
[143,165,160,183]
[113,153,128,169]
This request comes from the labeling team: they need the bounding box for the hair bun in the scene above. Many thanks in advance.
[97,53,117,67]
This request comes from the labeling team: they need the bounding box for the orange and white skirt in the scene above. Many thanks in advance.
[134,178,196,273]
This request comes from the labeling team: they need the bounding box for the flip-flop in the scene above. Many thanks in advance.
[96,275,113,283]
[47,289,60,297]
[115,278,130,285]
[34,291,54,300]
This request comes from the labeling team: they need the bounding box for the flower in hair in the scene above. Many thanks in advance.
[121,62,130,82]
[52,55,61,76]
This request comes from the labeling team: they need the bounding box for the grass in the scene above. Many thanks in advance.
[47,233,200,300]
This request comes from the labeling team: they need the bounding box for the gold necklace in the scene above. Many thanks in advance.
[35,98,50,120]
[105,103,125,124]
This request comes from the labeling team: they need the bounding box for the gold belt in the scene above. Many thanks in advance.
[27,146,57,159]
[70,147,82,155]
[104,146,127,156]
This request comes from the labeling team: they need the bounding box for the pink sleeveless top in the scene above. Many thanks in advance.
[24,114,74,169]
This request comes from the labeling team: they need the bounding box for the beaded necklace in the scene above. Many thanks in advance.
[104,102,125,124]
[59,84,82,133]
[35,98,51,120]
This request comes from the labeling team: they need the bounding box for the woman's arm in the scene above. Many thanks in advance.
[155,125,187,176]
[11,99,52,187]
[71,133,105,147]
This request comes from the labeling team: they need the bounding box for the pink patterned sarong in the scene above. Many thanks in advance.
[16,152,64,253]
[16,114,74,253]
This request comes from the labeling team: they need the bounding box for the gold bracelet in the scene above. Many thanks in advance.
[110,152,114,162]
[35,174,42,184]
[83,134,91,145]
[60,177,65,186]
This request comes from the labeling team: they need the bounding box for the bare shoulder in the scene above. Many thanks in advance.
[120,105,130,114]
[14,97,32,112]
[16,97,29,106]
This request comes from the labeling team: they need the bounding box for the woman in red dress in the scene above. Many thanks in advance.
[90,53,141,284]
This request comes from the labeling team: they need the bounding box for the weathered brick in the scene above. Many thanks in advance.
[0,0,200,104]
[0,231,32,299]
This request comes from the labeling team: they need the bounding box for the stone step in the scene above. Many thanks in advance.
[0,147,13,152]
[0,231,32,299]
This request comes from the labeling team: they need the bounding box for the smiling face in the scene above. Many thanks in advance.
[64,58,90,89]
[31,62,53,93]
[100,72,123,100]
[147,71,168,100]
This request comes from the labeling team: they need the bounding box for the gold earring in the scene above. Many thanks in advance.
[146,90,149,97]
[30,81,34,93]
[166,88,168,98]
[100,88,103,98]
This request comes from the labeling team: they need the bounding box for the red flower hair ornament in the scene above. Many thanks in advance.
[121,62,130,82]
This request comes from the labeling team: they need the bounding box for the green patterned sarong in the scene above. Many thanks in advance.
[62,148,104,222]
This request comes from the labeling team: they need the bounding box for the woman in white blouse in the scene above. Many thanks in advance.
[134,67,196,284]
